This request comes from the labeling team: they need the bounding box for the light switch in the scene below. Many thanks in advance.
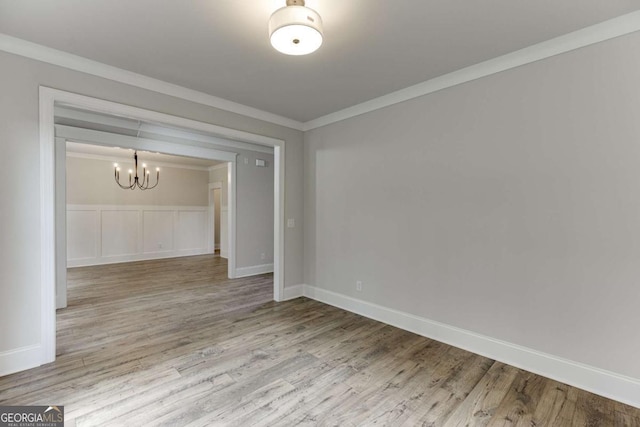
[287,218,295,228]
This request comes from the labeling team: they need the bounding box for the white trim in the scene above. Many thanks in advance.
[56,125,238,163]
[0,345,43,377]
[208,182,223,254]
[68,249,210,268]
[227,162,237,278]
[55,138,67,309]
[302,285,640,409]
[273,145,285,301]
[39,88,56,365]
[55,106,276,155]
[38,87,286,375]
[220,206,229,259]
[68,204,209,211]
[0,33,303,130]
[45,88,284,147]
[138,124,275,155]
[302,11,640,130]
[282,284,304,301]
[208,163,229,172]
[66,151,215,171]
[235,263,274,278]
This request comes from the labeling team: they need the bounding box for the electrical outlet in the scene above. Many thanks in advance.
[356,281,363,292]
[261,253,266,260]
[287,218,295,228]
[158,243,163,249]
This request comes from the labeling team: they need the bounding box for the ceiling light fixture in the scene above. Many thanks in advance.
[269,0,323,56]
[114,151,160,190]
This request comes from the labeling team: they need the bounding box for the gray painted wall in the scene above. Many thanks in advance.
[304,32,640,379]
[0,50,303,354]
[67,156,210,206]
[207,154,275,266]
[236,153,274,267]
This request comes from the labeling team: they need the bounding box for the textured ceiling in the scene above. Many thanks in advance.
[1,1,638,122]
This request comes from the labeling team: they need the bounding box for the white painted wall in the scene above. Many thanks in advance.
[0,50,304,361]
[304,30,640,387]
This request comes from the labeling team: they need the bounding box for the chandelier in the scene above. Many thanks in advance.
[114,151,159,190]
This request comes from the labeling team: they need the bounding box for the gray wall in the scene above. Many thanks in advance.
[67,156,209,206]
[304,32,640,380]
[0,50,304,354]
[208,153,275,266]
[236,153,274,266]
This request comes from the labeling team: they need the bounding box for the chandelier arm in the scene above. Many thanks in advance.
[115,173,134,190]
[113,151,159,191]
[145,177,160,190]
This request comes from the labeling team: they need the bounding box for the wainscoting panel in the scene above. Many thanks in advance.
[176,210,207,251]
[68,205,210,267]
[67,209,98,261]
[143,210,174,254]
[101,209,139,257]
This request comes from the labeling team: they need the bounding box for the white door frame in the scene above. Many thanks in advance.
[208,181,223,254]
[40,86,286,365]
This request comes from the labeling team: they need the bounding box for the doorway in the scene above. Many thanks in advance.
[40,87,286,366]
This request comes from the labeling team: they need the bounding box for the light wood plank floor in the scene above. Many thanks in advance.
[1,255,639,426]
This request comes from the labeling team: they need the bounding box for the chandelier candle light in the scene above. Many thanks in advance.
[114,151,160,190]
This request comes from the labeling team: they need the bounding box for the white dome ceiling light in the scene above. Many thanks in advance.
[269,0,323,56]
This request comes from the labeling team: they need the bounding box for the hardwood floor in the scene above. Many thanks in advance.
[1,255,638,426]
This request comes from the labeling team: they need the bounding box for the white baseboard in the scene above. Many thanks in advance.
[68,248,210,267]
[235,263,274,278]
[302,284,640,409]
[282,284,304,301]
[0,344,42,377]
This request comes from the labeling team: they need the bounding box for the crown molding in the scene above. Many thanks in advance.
[0,33,304,131]
[302,10,640,131]
[4,10,640,134]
